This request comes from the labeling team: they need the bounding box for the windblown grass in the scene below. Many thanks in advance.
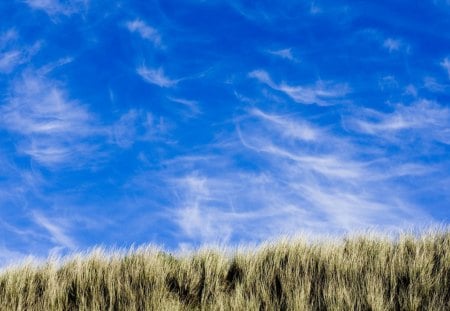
[1,231,450,310]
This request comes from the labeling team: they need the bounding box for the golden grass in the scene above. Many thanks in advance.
[1,231,450,310]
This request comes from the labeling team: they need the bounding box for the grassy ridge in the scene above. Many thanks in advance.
[1,232,450,310]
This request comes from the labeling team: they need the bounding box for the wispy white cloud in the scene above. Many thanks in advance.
[135,107,434,246]
[38,57,74,75]
[126,19,161,46]
[378,75,399,90]
[423,77,448,93]
[249,70,349,105]
[358,30,409,54]
[0,65,166,166]
[0,30,41,74]
[26,0,61,13]
[168,172,323,244]
[441,57,450,78]
[0,51,23,73]
[137,66,178,88]
[229,1,328,25]
[404,84,418,97]
[112,110,139,148]
[170,174,234,243]
[0,29,18,47]
[267,48,299,62]
[32,211,76,250]
[249,108,320,141]
[383,38,401,52]
[346,100,450,144]
[0,72,105,167]
[25,0,88,16]
[309,1,322,14]
[380,31,411,54]
[112,109,156,148]
[168,97,201,115]
[235,109,432,228]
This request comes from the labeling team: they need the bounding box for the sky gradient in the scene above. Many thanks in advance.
[1,0,450,266]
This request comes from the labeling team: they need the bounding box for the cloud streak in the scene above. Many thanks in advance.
[0,71,105,167]
[267,48,299,62]
[32,211,76,250]
[126,19,161,46]
[168,97,201,116]
[249,70,349,105]
[441,57,450,78]
[135,106,435,247]
[0,30,41,74]
[25,0,88,16]
[383,38,404,53]
[0,50,24,73]
[112,109,156,148]
[137,66,178,88]
[345,100,450,144]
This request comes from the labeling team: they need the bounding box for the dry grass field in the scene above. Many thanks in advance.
[1,231,450,310]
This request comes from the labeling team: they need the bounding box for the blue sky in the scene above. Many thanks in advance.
[1,0,450,265]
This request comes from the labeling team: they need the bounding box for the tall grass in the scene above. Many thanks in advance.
[1,231,450,310]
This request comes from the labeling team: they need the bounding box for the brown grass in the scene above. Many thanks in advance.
[1,231,450,310]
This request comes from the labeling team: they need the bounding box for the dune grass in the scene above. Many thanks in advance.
[1,231,450,310]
